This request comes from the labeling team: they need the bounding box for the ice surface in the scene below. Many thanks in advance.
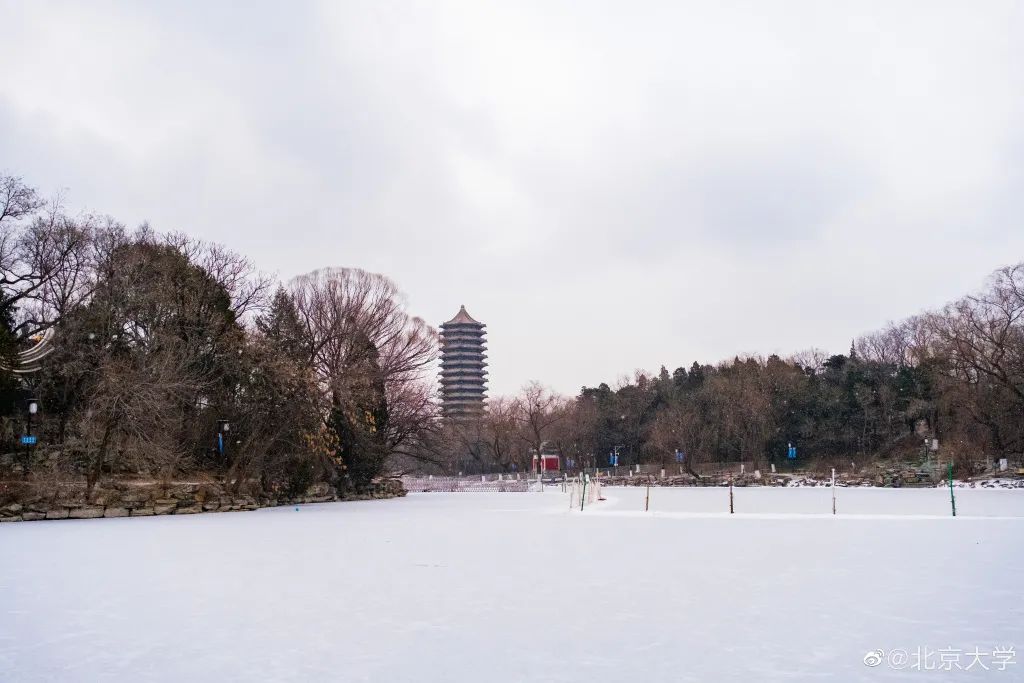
[2,487,1022,682]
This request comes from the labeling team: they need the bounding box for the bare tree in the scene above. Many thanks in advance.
[650,401,706,477]
[936,264,1024,401]
[72,341,196,498]
[164,231,272,322]
[929,263,1024,453]
[512,381,567,473]
[787,347,829,374]
[0,176,96,337]
[0,174,43,226]
[289,268,438,486]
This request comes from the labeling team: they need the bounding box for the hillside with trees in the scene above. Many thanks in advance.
[2,171,1022,496]
[441,270,1024,478]
[0,173,440,501]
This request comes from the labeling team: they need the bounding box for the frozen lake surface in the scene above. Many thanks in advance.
[2,486,1022,681]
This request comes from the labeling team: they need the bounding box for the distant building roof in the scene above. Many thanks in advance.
[442,305,483,326]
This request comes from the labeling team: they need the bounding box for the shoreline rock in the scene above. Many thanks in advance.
[0,478,407,523]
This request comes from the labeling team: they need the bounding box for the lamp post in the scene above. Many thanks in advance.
[24,398,38,470]
[217,419,230,457]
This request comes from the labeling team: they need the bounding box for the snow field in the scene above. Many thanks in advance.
[2,487,1022,682]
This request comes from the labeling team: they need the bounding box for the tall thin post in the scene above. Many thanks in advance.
[645,484,650,512]
[580,475,588,512]
[831,468,836,515]
[729,476,734,514]
[948,462,956,517]
[24,410,31,470]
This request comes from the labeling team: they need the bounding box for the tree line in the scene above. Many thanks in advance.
[444,267,1024,477]
[0,173,440,496]
[3,172,1022,488]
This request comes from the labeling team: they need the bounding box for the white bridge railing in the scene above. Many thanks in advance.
[401,475,542,493]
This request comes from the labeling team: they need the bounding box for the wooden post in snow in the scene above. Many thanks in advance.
[729,476,734,514]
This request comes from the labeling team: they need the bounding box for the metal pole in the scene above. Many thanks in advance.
[831,467,836,515]
[580,475,587,512]
[645,484,650,512]
[25,410,31,470]
[729,476,734,514]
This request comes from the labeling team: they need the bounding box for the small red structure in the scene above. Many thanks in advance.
[533,454,560,473]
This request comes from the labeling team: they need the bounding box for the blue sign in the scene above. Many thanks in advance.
[675,450,685,463]
[787,443,797,460]
[20,435,37,446]
[566,458,575,469]
[608,453,619,466]
[217,432,224,455]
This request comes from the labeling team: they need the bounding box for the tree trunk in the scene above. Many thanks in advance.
[86,420,115,502]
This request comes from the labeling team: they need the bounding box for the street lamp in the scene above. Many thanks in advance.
[217,420,230,456]
[24,398,39,471]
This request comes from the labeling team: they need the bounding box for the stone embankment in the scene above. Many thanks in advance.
[0,478,406,523]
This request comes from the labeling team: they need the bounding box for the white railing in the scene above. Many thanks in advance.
[402,476,539,493]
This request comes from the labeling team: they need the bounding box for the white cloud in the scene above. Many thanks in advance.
[1,0,1022,395]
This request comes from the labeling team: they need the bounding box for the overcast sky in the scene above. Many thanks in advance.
[2,1,1023,396]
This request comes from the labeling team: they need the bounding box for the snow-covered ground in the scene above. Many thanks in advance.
[2,486,1022,682]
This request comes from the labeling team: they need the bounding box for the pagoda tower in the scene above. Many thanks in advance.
[439,305,488,418]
